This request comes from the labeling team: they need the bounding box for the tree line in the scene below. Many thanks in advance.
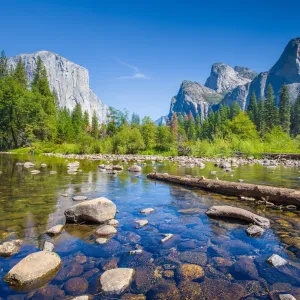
[1,48,300,156]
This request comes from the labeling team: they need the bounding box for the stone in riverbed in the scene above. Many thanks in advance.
[267,254,287,267]
[31,170,41,174]
[72,195,88,201]
[95,225,117,236]
[42,241,55,252]
[64,277,88,296]
[161,233,174,243]
[0,239,23,257]
[4,251,62,291]
[24,162,35,168]
[246,225,265,237]
[108,219,119,226]
[99,268,135,295]
[146,283,181,300]
[140,208,155,214]
[46,224,64,236]
[176,264,205,281]
[278,295,297,300]
[128,165,142,172]
[64,197,117,223]
[135,219,148,228]
[231,257,259,280]
[96,237,109,244]
[41,163,47,167]
[71,296,91,300]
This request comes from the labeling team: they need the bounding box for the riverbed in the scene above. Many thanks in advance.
[0,153,299,299]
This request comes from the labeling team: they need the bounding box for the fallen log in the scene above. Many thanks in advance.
[206,205,270,227]
[147,172,300,207]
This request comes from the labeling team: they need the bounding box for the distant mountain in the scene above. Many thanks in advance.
[157,37,300,123]
[204,62,256,94]
[8,51,108,123]
[155,115,169,125]
[168,80,223,120]
[219,37,300,110]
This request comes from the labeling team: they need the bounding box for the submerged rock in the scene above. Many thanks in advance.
[246,225,265,237]
[231,257,259,280]
[267,254,287,267]
[65,197,117,223]
[96,237,109,244]
[176,264,205,281]
[178,281,203,299]
[46,224,64,236]
[4,251,62,291]
[24,162,35,168]
[160,234,174,243]
[146,283,181,300]
[140,208,155,214]
[0,239,23,257]
[42,241,55,252]
[64,277,88,296]
[95,225,117,236]
[72,195,88,201]
[278,295,297,300]
[99,268,135,295]
[128,165,142,172]
[135,219,148,228]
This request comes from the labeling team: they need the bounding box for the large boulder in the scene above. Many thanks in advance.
[4,251,62,291]
[65,197,116,223]
[99,268,135,295]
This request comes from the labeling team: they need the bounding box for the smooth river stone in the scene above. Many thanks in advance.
[135,220,148,228]
[100,268,135,295]
[72,195,88,201]
[246,225,265,237]
[267,254,287,267]
[46,224,64,236]
[128,165,142,172]
[4,251,62,291]
[65,197,117,224]
[140,208,155,214]
[0,239,23,257]
[95,225,117,236]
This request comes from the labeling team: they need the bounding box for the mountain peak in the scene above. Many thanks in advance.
[269,37,300,83]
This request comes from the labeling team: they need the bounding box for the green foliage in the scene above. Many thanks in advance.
[13,57,27,88]
[265,84,279,130]
[279,85,291,133]
[247,92,257,124]
[0,50,8,78]
[291,93,300,136]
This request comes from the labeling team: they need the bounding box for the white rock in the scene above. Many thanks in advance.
[100,268,135,295]
[96,238,108,244]
[46,225,64,236]
[72,195,88,201]
[95,225,117,236]
[129,249,143,255]
[49,171,57,175]
[42,241,55,252]
[4,251,62,290]
[8,51,108,123]
[65,197,117,223]
[246,225,265,237]
[31,170,40,174]
[41,163,47,167]
[140,208,155,214]
[108,219,119,226]
[71,296,91,300]
[0,240,23,257]
[278,294,296,300]
[267,254,287,267]
[24,162,35,168]
[161,233,174,243]
[135,219,148,228]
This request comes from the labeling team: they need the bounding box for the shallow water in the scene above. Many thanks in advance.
[0,153,299,299]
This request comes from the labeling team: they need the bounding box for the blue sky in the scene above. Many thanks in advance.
[1,0,300,120]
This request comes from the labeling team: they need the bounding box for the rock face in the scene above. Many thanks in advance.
[205,62,256,94]
[4,251,62,291]
[168,80,223,121]
[8,51,108,123]
[65,197,117,223]
[220,38,300,110]
[99,268,135,295]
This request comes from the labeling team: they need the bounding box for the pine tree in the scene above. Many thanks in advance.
[83,111,90,132]
[186,112,196,141]
[91,110,99,138]
[291,93,300,136]
[257,97,266,134]
[171,113,178,140]
[13,57,28,88]
[247,92,257,124]
[131,113,140,126]
[264,84,278,130]
[32,56,52,97]
[230,102,241,120]
[195,115,201,140]
[72,103,83,137]
[279,85,291,133]
[0,50,8,78]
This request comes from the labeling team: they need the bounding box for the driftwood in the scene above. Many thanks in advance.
[147,172,300,207]
[206,205,270,227]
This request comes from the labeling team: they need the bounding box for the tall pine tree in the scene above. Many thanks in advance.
[247,92,257,124]
[264,84,278,130]
[91,110,99,138]
[13,57,28,88]
[279,85,291,133]
[0,50,8,78]
[291,93,300,136]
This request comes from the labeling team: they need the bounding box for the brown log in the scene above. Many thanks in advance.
[147,172,300,207]
[206,205,270,227]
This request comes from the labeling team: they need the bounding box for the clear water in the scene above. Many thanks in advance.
[0,153,299,299]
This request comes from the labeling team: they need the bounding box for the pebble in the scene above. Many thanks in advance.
[267,254,287,267]
[140,208,155,214]
[31,170,41,174]
[95,225,117,236]
[42,241,55,252]
[278,294,297,300]
[246,225,265,237]
[160,233,174,243]
[108,219,119,226]
[135,219,148,228]
[72,195,88,201]
[96,238,109,244]
[46,224,64,236]
[129,249,143,255]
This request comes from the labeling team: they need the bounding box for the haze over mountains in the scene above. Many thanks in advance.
[156,37,300,124]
